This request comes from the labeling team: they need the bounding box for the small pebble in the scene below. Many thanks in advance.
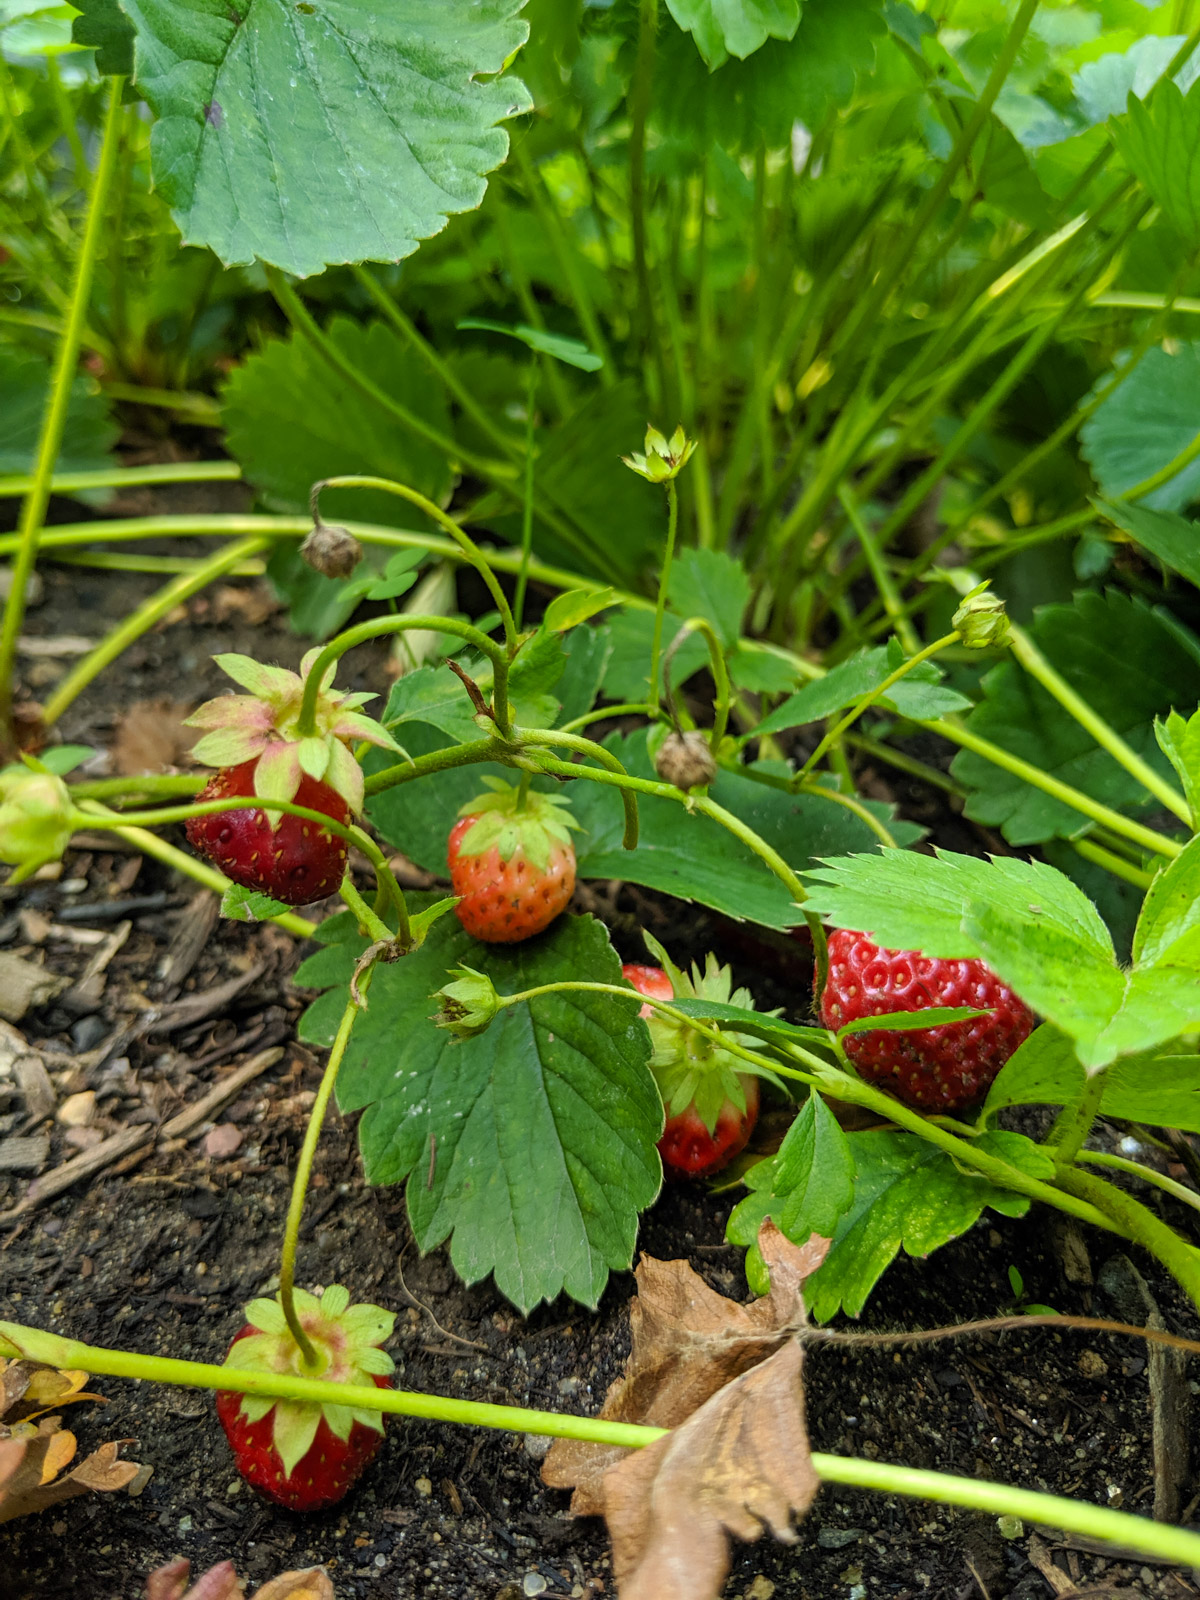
[204,1124,243,1159]
[415,1477,432,1497]
[59,878,88,895]
[70,1015,107,1052]
[57,1090,95,1128]
[523,1575,548,1597]
[64,1126,104,1152]
[1078,1349,1107,1379]
[523,1434,553,1461]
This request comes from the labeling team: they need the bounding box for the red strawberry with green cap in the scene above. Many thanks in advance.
[818,928,1035,1111]
[215,1284,395,1512]
[447,779,578,943]
[623,936,766,1178]
[183,651,402,906]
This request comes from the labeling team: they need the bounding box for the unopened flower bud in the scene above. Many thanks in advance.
[622,424,696,483]
[0,768,74,871]
[434,966,503,1039]
[300,522,363,580]
[953,583,1011,649]
[654,729,717,791]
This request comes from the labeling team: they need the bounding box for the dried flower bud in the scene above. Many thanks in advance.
[300,522,363,580]
[953,583,1011,650]
[654,730,717,791]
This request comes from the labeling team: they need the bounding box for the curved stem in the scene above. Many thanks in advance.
[515,727,640,851]
[312,476,516,654]
[665,616,731,752]
[1050,1071,1106,1165]
[1055,1163,1200,1308]
[70,774,205,802]
[42,537,268,726]
[558,702,657,734]
[1071,836,1154,890]
[364,737,504,798]
[339,878,392,943]
[295,615,509,740]
[1078,1149,1200,1218]
[647,479,679,715]
[0,76,125,751]
[793,779,898,849]
[800,633,960,781]
[0,460,242,500]
[279,993,363,1367]
[837,483,920,655]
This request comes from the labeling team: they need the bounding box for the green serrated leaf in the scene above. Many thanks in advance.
[1082,344,1200,511]
[119,0,532,277]
[457,319,603,371]
[838,1006,989,1038]
[981,1025,1086,1122]
[71,0,134,73]
[543,589,615,634]
[666,0,800,69]
[1132,832,1200,969]
[0,349,117,481]
[951,591,1200,845]
[1157,709,1200,822]
[1110,76,1200,247]
[1095,497,1200,589]
[35,746,96,777]
[297,902,661,1312]
[804,847,1115,963]
[730,1126,1031,1321]
[756,645,969,736]
[220,884,293,923]
[381,665,480,746]
[666,996,831,1052]
[1101,1052,1200,1133]
[768,1094,855,1239]
[667,548,750,651]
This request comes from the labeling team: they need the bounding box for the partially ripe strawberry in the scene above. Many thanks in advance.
[623,942,764,1179]
[186,759,349,905]
[819,929,1035,1112]
[215,1284,395,1512]
[448,780,578,943]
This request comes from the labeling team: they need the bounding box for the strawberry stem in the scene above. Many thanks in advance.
[279,989,367,1369]
[647,479,679,717]
[4,1319,1200,1568]
[339,878,392,944]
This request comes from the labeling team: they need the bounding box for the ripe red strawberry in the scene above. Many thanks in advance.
[183,649,402,905]
[215,1284,394,1512]
[818,928,1036,1112]
[448,781,578,943]
[623,942,763,1179]
[186,759,350,906]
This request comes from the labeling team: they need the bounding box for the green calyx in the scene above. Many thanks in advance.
[434,964,503,1038]
[455,778,578,872]
[640,932,765,1136]
[0,764,75,879]
[224,1284,395,1477]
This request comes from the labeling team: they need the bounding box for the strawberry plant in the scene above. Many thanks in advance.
[8,0,1200,1591]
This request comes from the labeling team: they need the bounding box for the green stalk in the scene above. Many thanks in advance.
[51,551,265,578]
[41,537,268,727]
[793,780,898,850]
[558,702,656,734]
[511,140,614,381]
[1055,1164,1200,1308]
[278,994,362,1366]
[513,727,640,851]
[1071,837,1154,890]
[74,803,316,939]
[294,615,510,741]
[339,875,393,943]
[1077,1149,1200,1217]
[515,359,538,632]
[1008,623,1192,825]
[799,634,960,781]
[0,461,242,500]
[837,484,919,654]
[1050,1072,1107,1166]
[5,1318,1200,1560]
[312,475,516,654]
[629,0,660,396]
[364,738,504,798]
[647,479,679,715]
[0,76,124,751]
[921,717,1183,860]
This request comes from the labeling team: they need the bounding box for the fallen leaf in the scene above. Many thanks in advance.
[112,699,198,775]
[0,1358,139,1523]
[211,583,280,626]
[544,1222,826,1513]
[146,1559,334,1600]
[543,1223,828,1600]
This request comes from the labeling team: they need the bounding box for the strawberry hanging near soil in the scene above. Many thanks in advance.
[623,939,765,1178]
[818,928,1036,1112]
[215,1285,395,1512]
[448,779,578,943]
[186,760,350,905]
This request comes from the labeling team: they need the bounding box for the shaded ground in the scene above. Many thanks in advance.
[2,491,1199,1599]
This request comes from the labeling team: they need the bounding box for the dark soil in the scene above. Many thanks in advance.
[3,505,1200,1600]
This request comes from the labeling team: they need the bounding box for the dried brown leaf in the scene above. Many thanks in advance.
[543,1222,827,1514]
[112,699,197,775]
[603,1339,819,1599]
[146,1560,334,1600]
[0,1359,139,1522]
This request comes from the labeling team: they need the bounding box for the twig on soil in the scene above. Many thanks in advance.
[805,1314,1200,1358]
[0,1045,283,1220]
[396,1245,487,1352]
